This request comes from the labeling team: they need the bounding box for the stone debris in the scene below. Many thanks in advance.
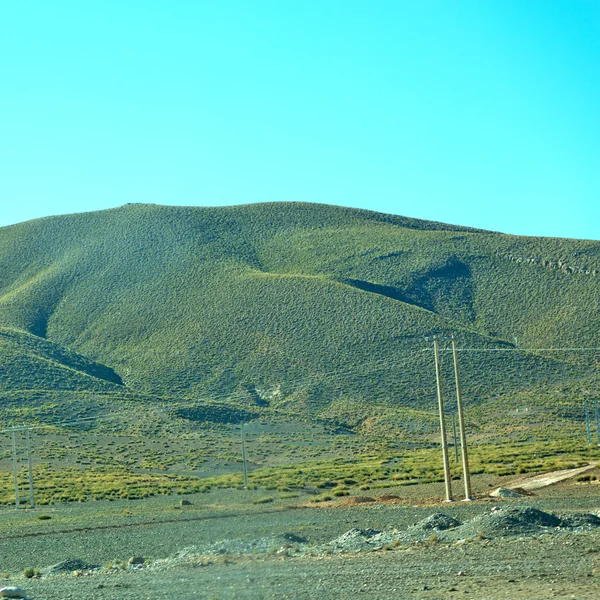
[323,507,600,553]
[556,513,600,530]
[327,528,384,552]
[281,532,308,544]
[411,513,462,531]
[61,507,600,569]
[489,487,526,498]
[393,513,463,543]
[453,507,561,539]
[179,532,310,556]
[44,558,100,575]
[0,587,28,599]
[171,546,198,560]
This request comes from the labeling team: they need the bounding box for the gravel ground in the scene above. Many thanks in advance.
[11,534,600,600]
[1,481,600,599]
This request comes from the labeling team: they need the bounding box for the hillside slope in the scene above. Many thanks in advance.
[0,327,123,393]
[0,202,598,417]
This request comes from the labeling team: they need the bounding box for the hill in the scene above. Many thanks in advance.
[0,327,122,393]
[0,202,598,428]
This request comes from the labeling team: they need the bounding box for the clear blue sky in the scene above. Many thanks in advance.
[1,1,599,239]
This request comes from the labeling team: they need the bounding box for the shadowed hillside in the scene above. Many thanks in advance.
[0,202,598,423]
[0,327,123,392]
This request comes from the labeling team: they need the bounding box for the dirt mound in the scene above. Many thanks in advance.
[511,487,535,496]
[376,495,402,503]
[45,558,99,574]
[203,534,309,555]
[557,513,600,529]
[489,487,526,498]
[280,532,308,543]
[338,496,376,506]
[327,528,383,552]
[489,487,534,498]
[395,513,463,542]
[454,507,561,538]
[411,513,463,531]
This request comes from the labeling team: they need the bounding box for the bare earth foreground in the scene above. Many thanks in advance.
[2,474,600,600]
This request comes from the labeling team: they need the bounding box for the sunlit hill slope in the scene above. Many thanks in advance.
[0,202,598,423]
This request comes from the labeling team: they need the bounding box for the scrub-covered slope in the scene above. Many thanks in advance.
[0,327,123,393]
[0,202,598,411]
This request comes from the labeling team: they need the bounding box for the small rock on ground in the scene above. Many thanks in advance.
[0,587,28,599]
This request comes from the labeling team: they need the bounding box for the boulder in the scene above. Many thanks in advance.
[0,588,28,599]
[489,487,525,498]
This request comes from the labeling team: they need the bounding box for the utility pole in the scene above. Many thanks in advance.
[433,337,453,502]
[595,401,600,445]
[11,431,20,509]
[240,422,249,489]
[452,338,474,501]
[585,401,592,445]
[26,430,35,508]
[5,426,36,509]
[452,413,459,463]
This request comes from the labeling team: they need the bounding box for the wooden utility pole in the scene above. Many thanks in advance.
[240,422,249,489]
[452,338,474,500]
[11,431,19,509]
[595,401,600,445]
[433,337,453,502]
[452,413,459,463]
[6,426,36,509]
[25,430,35,508]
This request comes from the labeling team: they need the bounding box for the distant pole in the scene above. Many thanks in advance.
[595,402,600,445]
[240,422,249,489]
[452,338,474,501]
[433,337,453,502]
[585,401,592,445]
[11,431,20,509]
[25,430,35,508]
[452,413,459,463]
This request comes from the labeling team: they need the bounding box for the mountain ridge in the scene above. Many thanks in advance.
[0,202,598,422]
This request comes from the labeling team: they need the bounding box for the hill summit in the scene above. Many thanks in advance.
[1,202,598,421]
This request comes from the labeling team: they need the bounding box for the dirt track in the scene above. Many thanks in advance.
[509,463,598,491]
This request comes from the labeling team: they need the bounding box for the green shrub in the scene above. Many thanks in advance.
[23,568,39,578]
[252,496,274,504]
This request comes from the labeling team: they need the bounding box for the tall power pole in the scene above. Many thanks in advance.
[6,426,36,509]
[452,338,474,501]
[451,413,459,463]
[433,337,453,502]
[25,430,35,508]
[240,422,249,489]
[595,401,600,445]
[11,431,20,509]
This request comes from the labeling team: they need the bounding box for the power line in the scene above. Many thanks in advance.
[442,347,600,353]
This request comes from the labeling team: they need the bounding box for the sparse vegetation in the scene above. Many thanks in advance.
[0,203,598,503]
[252,496,274,504]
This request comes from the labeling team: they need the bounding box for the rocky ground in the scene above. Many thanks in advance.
[1,476,600,599]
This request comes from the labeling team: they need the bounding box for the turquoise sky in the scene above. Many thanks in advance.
[1,1,599,239]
